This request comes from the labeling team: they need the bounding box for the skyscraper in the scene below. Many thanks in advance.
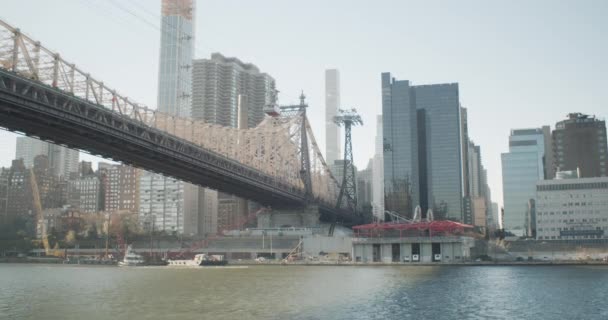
[415,83,464,221]
[552,113,607,178]
[157,0,194,118]
[356,160,373,212]
[192,53,276,127]
[140,0,196,234]
[372,115,384,220]
[15,136,79,179]
[382,73,419,218]
[382,73,465,221]
[15,137,47,168]
[191,53,276,234]
[501,128,547,237]
[325,69,341,166]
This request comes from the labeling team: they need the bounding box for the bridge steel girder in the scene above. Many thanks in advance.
[0,70,311,208]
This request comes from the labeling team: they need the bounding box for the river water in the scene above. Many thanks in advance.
[0,264,607,320]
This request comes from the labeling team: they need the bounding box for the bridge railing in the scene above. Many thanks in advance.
[0,20,160,125]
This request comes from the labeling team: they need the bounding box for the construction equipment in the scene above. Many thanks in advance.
[281,239,304,264]
[29,168,64,258]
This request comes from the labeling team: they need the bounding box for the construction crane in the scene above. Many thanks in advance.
[29,168,63,258]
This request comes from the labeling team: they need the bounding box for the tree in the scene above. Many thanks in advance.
[65,230,76,246]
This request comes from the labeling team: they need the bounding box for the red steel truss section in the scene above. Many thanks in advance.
[353,220,474,237]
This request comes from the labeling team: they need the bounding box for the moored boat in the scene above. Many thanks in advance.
[118,245,145,267]
[168,254,228,267]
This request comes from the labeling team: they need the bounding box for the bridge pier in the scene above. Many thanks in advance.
[257,205,320,228]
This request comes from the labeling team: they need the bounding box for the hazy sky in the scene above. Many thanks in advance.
[1,0,607,208]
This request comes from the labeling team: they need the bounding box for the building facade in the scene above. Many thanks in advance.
[552,113,607,178]
[372,115,384,220]
[535,177,608,240]
[5,159,30,218]
[490,202,500,230]
[139,174,184,234]
[103,164,139,214]
[352,236,474,263]
[382,73,466,221]
[0,168,8,223]
[48,144,79,179]
[190,53,275,235]
[157,0,194,118]
[325,69,341,166]
[68,162,103,214]
[191,53,276,128]
[357,160,373,212]
[382,73,419,218]
[331,159,357,192]
[15,137,48,168]
[15,136,79,179]
[139,0,196,234]
[501,128,547,237]
[415,83,464,221]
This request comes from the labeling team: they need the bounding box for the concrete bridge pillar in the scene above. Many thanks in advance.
[257,205,320,228]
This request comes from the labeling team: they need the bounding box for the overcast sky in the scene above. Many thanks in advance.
[1,0,607,208]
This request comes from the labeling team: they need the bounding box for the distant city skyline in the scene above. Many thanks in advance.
[1,0,607,209]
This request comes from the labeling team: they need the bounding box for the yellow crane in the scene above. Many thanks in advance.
[29,168,64,258]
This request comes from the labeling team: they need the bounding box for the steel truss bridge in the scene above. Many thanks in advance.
[0,20,364,224]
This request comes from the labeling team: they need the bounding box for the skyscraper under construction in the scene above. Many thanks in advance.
[139,0,195,234]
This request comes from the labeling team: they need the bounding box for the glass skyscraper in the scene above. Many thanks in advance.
[382,73,465,221]
[415,84,464,221]
[501,128,547,237]
[382,73,419,218]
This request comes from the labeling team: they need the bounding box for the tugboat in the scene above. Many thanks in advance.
[168,254,228,267]
[118,245,145,267]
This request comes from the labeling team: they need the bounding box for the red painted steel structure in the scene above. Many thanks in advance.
[353,220,474,237]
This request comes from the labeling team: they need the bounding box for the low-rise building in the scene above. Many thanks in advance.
[352,236,474,263]
[535,177,608,240]
[351,221,475,263]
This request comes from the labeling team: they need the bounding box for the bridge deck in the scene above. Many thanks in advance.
[0,69,307,207]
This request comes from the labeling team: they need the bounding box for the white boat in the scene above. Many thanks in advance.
[118,245,145,267]
[168,254,228,267]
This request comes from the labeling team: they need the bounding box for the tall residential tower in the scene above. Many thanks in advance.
[140,0,195,234]
[191,53,276,235]
[325,69,341,166]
